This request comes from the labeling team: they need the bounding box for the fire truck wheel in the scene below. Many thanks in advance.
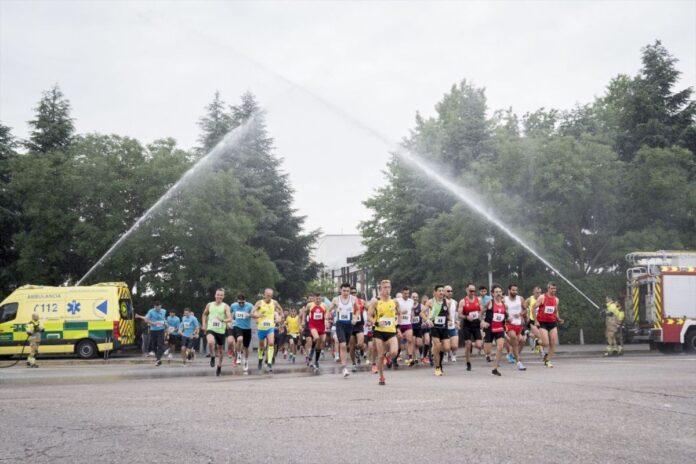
[684,330,696,353]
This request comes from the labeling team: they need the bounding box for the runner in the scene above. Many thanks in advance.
[395,287,415,367]
[201,289,233,376]
[524,286,543,355]
[144,301,167,367]
[425,285,450,376]
[273,310,287,365]
[165,309,180,360]
[330,283,358,378]
[479,286,492,360]
[444,285,459,363]
[534,282,564,368]
[504,283,527,371]
[308,292,328,373]
[367,279,400,385]
[230,294,254,373]
[251,288,284,373]
[458,283,483,371]
[178,307,200,365]
[420,295,432,365]
[286,308,301,363]
[482,284,508,376]
[411,291,424,364]
[300,294,315,365]
[349,287,366,372]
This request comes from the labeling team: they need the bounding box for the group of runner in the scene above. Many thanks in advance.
[143,280,563,384]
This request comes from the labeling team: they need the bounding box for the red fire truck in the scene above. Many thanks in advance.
[625,251,696,352]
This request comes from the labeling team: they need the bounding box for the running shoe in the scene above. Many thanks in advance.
[210,356,215,368]
[148,351,155,357]
[371,363,378,374]
[227,350,234,358]
[351,363,357,372]
[378,376,385,386]
[243,360,249,373]
[167,353,173,360]
[485,355,491,363]
[164,349,170,356]
[506,353,515,364]
[434,367,443,377]
[466,361,472,371]
[258,359,263,370]
[544,360,554,368]
[334,354,340,362]
[155,360,162,367]
[451,355,457,363]
[291,355,296,364]
[216,366,221,376]
[343,367,350,378]
[517,361,526,371]
[492,368,501,376]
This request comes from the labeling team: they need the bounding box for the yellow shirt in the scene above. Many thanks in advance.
[375,299,397,333]
[527,296,537,321]
[286,315,300,335]
[257,300,276,331]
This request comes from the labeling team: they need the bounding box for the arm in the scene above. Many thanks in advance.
[556,298,564,324]
[250,301,262,319]
[480,302,492,329]
[367,299,377,327]
[223,305,232,324]
[201,304,210,329]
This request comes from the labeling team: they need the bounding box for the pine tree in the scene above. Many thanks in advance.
[196,91,232,155]
[0,123,19,298]
[26,84,75,153]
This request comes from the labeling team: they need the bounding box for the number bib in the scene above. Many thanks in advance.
[167,327,175,334]
[313,312,323,320]
[412,316,421,324]
[339,313,350,321]
[235,311,247,319]
[211,320,222,329]
[260,320,272,329]
[544,306,556,315]
[182,322,190,329]
[379,317,393,328]
[154,321,164,327]
[493,313,505,322]
[435,316,446,326]
[468,311,479,320]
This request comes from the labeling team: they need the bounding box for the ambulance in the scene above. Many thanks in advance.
[0,282,136,359]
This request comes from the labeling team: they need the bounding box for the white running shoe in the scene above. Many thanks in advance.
[343,367,350,378]
[451,355,457,362]
[517,361,526,371]
[167,353,173,360]
[148,351,155,357]
[164,348,170,356]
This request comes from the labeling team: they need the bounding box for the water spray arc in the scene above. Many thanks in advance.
[76,115,259,286]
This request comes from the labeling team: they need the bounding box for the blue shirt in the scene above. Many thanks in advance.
[480,295,492,307]
[180,315,199,338]
[145,308,167,331]
[166,315,181,334]
[231,302,254,329]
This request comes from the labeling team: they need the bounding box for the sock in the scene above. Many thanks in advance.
[267,346,274,365]
[258,348,264,360]
[315,348,321,363]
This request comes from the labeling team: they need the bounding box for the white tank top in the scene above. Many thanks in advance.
[336,295,354,324]
[505,295,523,325]
[396,297,413,324]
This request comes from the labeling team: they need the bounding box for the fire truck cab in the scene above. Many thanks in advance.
[626,251,696,352]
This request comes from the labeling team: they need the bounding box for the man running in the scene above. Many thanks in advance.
[230,294,254,373]
[286,308,301,363]
[419,295,432,365]
[178,308,200,365]
[504,283,527,371]
[479,286,492,360]
[482,284,508,376]
[411,291,424,364]
[395,287,415,367]
[458,283,483,371]
[425,285,450,376]
[330,283,358,378]
[144,301,167,367]
[445,285,459,362]
[525,286,543,355]
[349,287,366,372]
[308,292,328,373]
[165,309,181,360]
[534,282,564,368]
[201,289,233,376]
[300,294,315,365]
[367,279,400,386]
[251,288,284,373]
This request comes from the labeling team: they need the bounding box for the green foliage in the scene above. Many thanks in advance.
[26,85,75,153]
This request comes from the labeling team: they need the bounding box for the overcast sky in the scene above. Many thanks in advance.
[1,0,695,236]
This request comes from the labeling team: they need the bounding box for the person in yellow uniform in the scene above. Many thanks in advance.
[201,289,232,377]
[286,308,301,364]
[25,313,44,368]
[525,286,542,354]
[251,288,284,373]
[367,279,401,386]
[604,297,624,356]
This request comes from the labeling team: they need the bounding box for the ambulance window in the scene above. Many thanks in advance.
[0,303,18,323]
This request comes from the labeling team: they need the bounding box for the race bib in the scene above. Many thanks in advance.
[435,316,446,326]
[412,316,421,323]
[211,320,222,329]
[354,313,362,322]
[339,313,350,321]
[544,306,556,315]
[154,321,164,327]
[313,312,323,320]
[235,311,247,319]
[493,313,505,322]
[261,320,272,328]
[512,317,522,326]
[379,317,393,327]
[468,311,479,320]
[183,322,190,329]
[167,327,175,334]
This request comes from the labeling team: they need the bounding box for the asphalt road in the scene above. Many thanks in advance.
[1,351,694,464]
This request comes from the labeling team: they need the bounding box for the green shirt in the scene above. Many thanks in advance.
[207,302,227,334]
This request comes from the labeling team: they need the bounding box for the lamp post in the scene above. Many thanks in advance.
[486,236,495,289]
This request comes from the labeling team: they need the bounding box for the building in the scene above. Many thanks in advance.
[312,234,376,297]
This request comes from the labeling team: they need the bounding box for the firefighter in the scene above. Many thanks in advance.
[25,313,44,368]
[604,297,624,356]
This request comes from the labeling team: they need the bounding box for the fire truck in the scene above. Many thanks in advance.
[625,251,696,352]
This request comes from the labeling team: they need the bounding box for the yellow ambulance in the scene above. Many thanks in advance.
[0,282,136,359]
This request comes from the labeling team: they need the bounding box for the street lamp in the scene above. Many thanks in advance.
[486,236,495,289]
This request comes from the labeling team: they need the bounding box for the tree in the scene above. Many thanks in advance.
[196,91,232,156]
[26,84,75,153]
[0,123,19,298]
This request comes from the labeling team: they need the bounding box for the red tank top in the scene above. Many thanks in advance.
[308,304,326,329]
[353,298,365,322]
[491,300,506,333]
[462,297,480,315]
[537,294,558,323]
